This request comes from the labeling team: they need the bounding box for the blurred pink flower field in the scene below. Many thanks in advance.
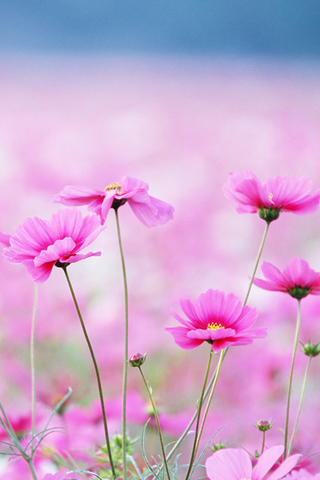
[1,54,320,478]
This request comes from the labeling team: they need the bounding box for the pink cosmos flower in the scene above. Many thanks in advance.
[253,258,320,300]
[166,289,267,351]
[42,474,83,480]
[223,171,320,222]
[206,445,301,480]
[4,208,103,283]
[53,175,174,226]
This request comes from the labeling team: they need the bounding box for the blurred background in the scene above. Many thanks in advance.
[1,1,320,478]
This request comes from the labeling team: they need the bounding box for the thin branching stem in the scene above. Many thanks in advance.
[194,349,224,455]
[288,354,312,455]
[62,267,117,480]
[284,299,301,460]
[138,366,171,480]
[184,349,213,480]
[114,208,129,480]
[30,284,38,456]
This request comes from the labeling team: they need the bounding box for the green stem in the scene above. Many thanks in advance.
[27,458,38,480]
[184,349,213,480]
[114,209,129,480]
[288,354,312,455]
[243,222,269,306]
[62,267,116,480]
[30,284,38,457]
[138,366,171,480]
[261,431,266,455]
[283,299,301,460]
[194,350,224,454]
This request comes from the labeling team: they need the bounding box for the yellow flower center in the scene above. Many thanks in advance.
[105,182,122,195]
[269,193,273,199]
[207,322,225,330]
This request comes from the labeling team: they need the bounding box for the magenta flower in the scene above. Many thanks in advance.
[206,445,301,480]
[53,175,174,226]
[42,474,83,480]
[166,289,267,351]
[223,171,320,223]
[253,258,320,300]
[4,208,104,283]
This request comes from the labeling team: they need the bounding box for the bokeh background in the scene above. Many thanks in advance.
[1,1,320,478]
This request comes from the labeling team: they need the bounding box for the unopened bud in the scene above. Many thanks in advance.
[302,340,320,358]
[256,420,273,432]
[128,353,147,367]
[212,441,227,452]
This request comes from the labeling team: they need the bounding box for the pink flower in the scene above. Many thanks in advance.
[53,175,174,226]
[223,171,320,222]
[206,445,301,480]
[253,258,320,300]
[42,474,83,480]
[4,208,103,283]
[166,289,267,351]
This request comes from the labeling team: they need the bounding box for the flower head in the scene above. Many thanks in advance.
[53,175,174,226]
[253,258,320,300]
[206,445,301,480]
[223,171,320,223]
[166,289,267,351]
[4,208,103,283]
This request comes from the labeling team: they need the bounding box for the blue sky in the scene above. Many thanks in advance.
[1,0,320,56]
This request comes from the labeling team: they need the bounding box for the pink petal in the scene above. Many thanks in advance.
[22,259,55,283]
[206,448,252,480]
[165,326,204,350]
[268,454,301,480]
[53,185,104,206]
[187,327,236,341]
[194,290,242,327]
[252,445,284,480]
[34,238,77,266]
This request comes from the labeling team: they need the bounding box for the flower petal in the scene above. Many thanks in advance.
[206,448,252,480]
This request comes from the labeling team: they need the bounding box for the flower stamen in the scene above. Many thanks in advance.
[207,322,225,331]
[105,183,123,195]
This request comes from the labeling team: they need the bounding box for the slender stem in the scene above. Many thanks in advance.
[62,268,117,480]
[283,299,301,460]
[184,349,213,480]
[27,458,38,480]
[194,350,224,454]
[30,284,38,456]
[138,366,171,480]
[288,354,312,455]
[261,431,266,455]
[243,222,269,306]
[114,208,129,480]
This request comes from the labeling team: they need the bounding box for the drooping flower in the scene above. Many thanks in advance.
[166,289,267,351]
[53,175,174,226]
[253,258,320,300]
[205,445,301,480]
[223,171,320,223]
[4,208,104,283]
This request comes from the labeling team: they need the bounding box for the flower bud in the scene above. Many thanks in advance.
[211,441,227,452]
[128,353,147,367]
[302,340,320,357]
[256,420,273,432]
